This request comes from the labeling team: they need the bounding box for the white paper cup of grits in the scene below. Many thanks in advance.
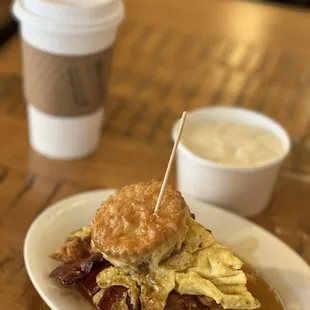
[172,106,291,217]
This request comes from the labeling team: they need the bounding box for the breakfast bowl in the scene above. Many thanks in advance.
[172,106,291,217]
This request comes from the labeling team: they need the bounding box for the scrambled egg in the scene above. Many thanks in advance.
[96,217,260,310]
[69,226,91,240]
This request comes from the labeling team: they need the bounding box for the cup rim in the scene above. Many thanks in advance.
[12,0,124,34]
[172,106,291,172]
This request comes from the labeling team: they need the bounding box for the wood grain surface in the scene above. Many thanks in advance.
[0,0,309,309]
[0,0,12,25]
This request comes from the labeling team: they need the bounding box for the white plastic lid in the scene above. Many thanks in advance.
[13,0,124,33]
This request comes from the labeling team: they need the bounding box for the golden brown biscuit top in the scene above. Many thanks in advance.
[91,180,188,259]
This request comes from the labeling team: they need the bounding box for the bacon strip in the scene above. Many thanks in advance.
[165,291,211,310]
[80,261,112,297]
[49,253,105,285]
[97,286,133,310]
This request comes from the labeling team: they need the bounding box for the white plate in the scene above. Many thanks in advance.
[24,189,310,310]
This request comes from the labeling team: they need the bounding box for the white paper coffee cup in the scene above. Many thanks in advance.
[12,0,124,159]
[172,107,291,217]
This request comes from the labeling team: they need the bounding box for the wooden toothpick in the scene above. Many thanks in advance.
[154,111,187,213]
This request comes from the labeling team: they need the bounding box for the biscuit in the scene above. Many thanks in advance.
[91,180,189,269]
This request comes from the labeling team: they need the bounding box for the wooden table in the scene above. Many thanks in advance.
[0,0,310,308]
[0,0,17,47]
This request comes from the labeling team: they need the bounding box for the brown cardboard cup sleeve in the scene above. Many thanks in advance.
[22,41,114,117]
